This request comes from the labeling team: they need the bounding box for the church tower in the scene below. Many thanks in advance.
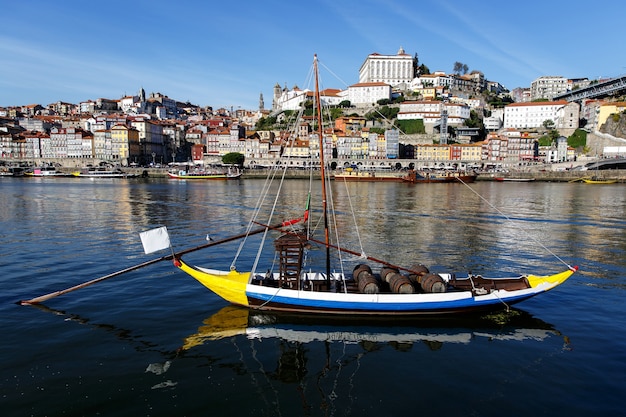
[272,82,282,110]
[259,93,265,111]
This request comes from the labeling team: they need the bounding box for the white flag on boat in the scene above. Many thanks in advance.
[140,226,171,254]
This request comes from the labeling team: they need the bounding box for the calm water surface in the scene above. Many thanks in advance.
[1,177,625,416]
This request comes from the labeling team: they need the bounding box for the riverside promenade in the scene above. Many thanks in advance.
[4,159,625,182]
[123,167,626,182]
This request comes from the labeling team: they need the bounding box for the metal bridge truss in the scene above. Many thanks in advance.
[555,76,626,102]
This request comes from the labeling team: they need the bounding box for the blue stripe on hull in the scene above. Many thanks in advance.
[246,291,537,314]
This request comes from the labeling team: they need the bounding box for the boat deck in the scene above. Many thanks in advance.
[249,272,531,295]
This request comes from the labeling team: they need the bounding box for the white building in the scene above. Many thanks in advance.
[359,47,414,89]
[504,101,580,129]
[341,82,392,106]
[484,108,504,131]
[409,72,452,89]
[530,76,569,100]
[119,95,141,113]
[273,86,309,112]
[397,101,470,126]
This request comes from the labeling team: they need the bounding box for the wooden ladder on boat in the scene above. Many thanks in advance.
[274,233,306,289]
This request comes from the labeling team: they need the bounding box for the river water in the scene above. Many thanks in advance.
[1,177,625,416]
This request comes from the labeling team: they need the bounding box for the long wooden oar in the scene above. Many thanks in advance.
[18,224,280,305]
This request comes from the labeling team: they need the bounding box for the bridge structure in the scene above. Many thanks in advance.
[580,158,626,170]
[554,76,626,102]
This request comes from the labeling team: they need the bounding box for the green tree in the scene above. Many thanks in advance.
[413,53,420,75]
[538,136,553,146]
[543,119,556,130]
[549,130,560,141]
[255,115,277,130]
[329,108,343,120]
[222,152,245,166]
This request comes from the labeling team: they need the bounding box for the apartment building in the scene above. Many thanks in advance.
[504,101,579,129]
[397,100,470,126]
[530,76,569,100]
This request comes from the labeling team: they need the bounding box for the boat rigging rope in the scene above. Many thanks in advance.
[491,290,511,312]
[249,149,293,276]
[456,177,574,270]
[326,168,348,294]
[235,103,309,274]
[231,164,277,270]
[338,176,367,259]
[468,275,510,311]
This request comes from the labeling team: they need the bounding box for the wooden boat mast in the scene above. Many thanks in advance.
[313,54,331,283]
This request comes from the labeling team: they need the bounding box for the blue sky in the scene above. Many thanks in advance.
[2,0,624,110]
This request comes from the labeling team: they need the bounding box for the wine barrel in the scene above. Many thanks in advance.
[421,273,446,293]
[407,263,429,284]
[386,272,415,294]
[353,264,380,294]
[380,267,398,283]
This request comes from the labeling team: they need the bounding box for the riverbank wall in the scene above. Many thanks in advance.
[124,168,626,182]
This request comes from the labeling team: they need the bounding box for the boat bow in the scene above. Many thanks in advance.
[526,266,578,290]
[174,259,250,307]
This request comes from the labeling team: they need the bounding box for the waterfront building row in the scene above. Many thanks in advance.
[0,104,579,167]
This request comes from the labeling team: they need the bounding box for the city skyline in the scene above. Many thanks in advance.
[2,0,625,111]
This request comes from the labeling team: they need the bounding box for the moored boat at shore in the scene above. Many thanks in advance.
[71,167,136,178]
[25,166,66,177]
[403,170,477,183]
[167,166,242,180]
[0,166,27,177]
[333,169,405,182]
[333,169,477,183]
[494,177,536,182]
[581,177,617,184]
[568,176,618,184]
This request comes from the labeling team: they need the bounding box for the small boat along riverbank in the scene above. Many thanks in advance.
[12,167,626,182]
[232,169,626,183]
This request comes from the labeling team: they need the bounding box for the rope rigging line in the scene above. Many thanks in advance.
[338,175,367,259]
[456,177,574,270]
[237,63,317,274]
[250,114,306,276]
[326,165,348,293]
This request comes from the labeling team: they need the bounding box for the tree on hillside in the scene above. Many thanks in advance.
[418,64,430,75]
[542,119,555,130]
[255,115,277,130]
[453,61,469,75]
[222,152,244,167]
[338,100,352,108]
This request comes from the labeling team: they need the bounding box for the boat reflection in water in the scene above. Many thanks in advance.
[27,303,570,414]
[182,305,566,352]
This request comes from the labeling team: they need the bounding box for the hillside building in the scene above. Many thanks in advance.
[358,47,414,90]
